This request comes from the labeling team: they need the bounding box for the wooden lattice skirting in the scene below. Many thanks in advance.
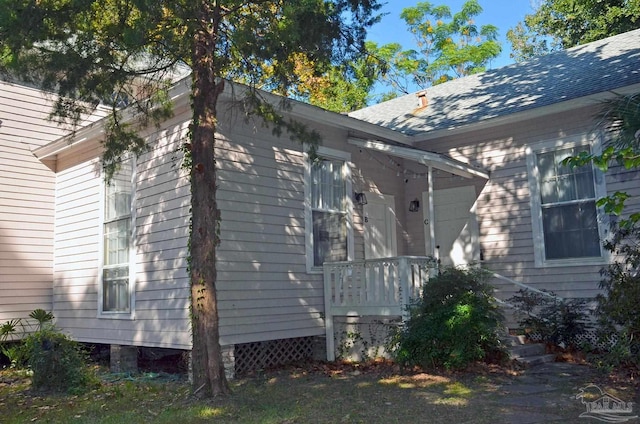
[234,336,315,376]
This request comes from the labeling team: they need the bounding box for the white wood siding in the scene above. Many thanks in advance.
[214,113,324,344]
[415,105,625,301]
[0,81,65,322]
[52,118,192,349]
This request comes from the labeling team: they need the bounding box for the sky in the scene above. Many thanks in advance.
[367,0,537,70]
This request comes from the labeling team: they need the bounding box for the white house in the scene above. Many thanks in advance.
[1,28,639,373]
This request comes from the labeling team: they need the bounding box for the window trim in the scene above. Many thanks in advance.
[304,146,354,273]
[526,134,609,268]
[97,158,136,319]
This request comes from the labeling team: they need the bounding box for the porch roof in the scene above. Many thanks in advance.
[348,137,489,179]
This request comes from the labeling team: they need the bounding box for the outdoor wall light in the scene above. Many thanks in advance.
[409,198,420,212]
[354,192,368,205]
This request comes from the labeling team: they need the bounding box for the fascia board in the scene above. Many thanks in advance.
[33,78,192,161]
[348,137,489,180]
[412,82,640,143]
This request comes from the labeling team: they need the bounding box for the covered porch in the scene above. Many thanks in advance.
[322,138,491,361]
[323,256,437,361]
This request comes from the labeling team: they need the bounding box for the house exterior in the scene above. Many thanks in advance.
[349,28,640,303]
[0,82,106,328]
[1,29,639,371]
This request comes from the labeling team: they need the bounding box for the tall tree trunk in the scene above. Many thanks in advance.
[189,1,230,397]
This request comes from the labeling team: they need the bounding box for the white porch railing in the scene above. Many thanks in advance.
[323,256,437,361]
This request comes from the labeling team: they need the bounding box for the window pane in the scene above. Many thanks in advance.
[104,219,130,265]
[542,201,600,259]
[575,168,595,199]
[313,211,347,266]
[537,147,594,205]
[103,266,129,312]
[311,159,344,211]
[103,159,132,313]
[557,174,577,202]
[105,161,132,221]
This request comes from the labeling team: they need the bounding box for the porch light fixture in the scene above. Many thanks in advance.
[409,198,420,212]
[354,192,368,205]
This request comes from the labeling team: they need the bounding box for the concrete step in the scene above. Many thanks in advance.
[504,334,528,347]
[509,343,546,359]
[513,353,557,367]
[506,338,557,367]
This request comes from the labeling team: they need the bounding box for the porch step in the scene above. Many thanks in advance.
[505,335,556,368]
[505,334,528,347]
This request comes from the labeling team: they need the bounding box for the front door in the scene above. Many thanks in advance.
[363,193,398,259]
[423,186,480,267]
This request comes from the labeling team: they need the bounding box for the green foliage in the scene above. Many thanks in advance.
[1,0,382,397]
[508,289,590,349]
[23,326,94,393]
[596,223,640,340]
[0,319,27,368]
[563,92,640,225]
[371,0,501,98]
[390,267,505,370]
[0,309,54,368]
[1,311,93,392]
[28,309,54,330]
[508,0,640,61]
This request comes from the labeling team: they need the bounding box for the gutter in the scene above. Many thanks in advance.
[411,82,640,143]
[34,76,413,162]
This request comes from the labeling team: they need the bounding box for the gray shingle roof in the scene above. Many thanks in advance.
[349,29,640,136]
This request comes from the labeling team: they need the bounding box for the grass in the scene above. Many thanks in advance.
[0,360,636,423]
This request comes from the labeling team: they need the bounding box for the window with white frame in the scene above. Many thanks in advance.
[101,160,133,313]
[305,148,353,271]
[527,141,606,266]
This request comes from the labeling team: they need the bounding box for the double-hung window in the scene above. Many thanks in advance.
[101,159,134,314]
[306,148,353,271]
[527,140,607,266]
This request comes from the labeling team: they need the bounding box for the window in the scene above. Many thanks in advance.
[527,140,607,266]
[101,160,134,314]
[305,147,353,271]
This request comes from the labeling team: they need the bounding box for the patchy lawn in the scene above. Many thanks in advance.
[0,360,637,423]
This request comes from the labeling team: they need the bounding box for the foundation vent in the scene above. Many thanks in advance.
[234,336,315,376]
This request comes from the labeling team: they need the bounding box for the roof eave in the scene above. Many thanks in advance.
[348,137,489,179]
[410,82,640,143]
[33,79,192,161]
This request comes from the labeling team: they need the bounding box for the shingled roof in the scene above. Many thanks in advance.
[349,29,640,136]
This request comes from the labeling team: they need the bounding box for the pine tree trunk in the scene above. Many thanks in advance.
[188,2,230,398]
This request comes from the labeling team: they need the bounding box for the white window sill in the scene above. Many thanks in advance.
[536,256,607,268]
[98,312,135,320]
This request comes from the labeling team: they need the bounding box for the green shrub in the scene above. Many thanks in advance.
[597,223,640,337]
[23,326,94,393]
[1,319,26,368]
[508,289,590,349]
[390,266,505,370]
[1,309,56,369]
[591,223,640,371]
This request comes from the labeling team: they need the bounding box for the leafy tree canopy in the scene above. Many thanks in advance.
[0,0,382,397]
[370,0,501,100]
[0,0,381,172]
[508,0,640,62]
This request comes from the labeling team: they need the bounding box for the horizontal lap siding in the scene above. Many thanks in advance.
[0,81,66,322]
[52,151,102,335]
[214,116,329,345]
[53,120,192,349]
[134,121,191,348]
[425,107,612,300]
[51,100,380,348]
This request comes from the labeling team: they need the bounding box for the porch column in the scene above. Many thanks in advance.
[427,166,436,258]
